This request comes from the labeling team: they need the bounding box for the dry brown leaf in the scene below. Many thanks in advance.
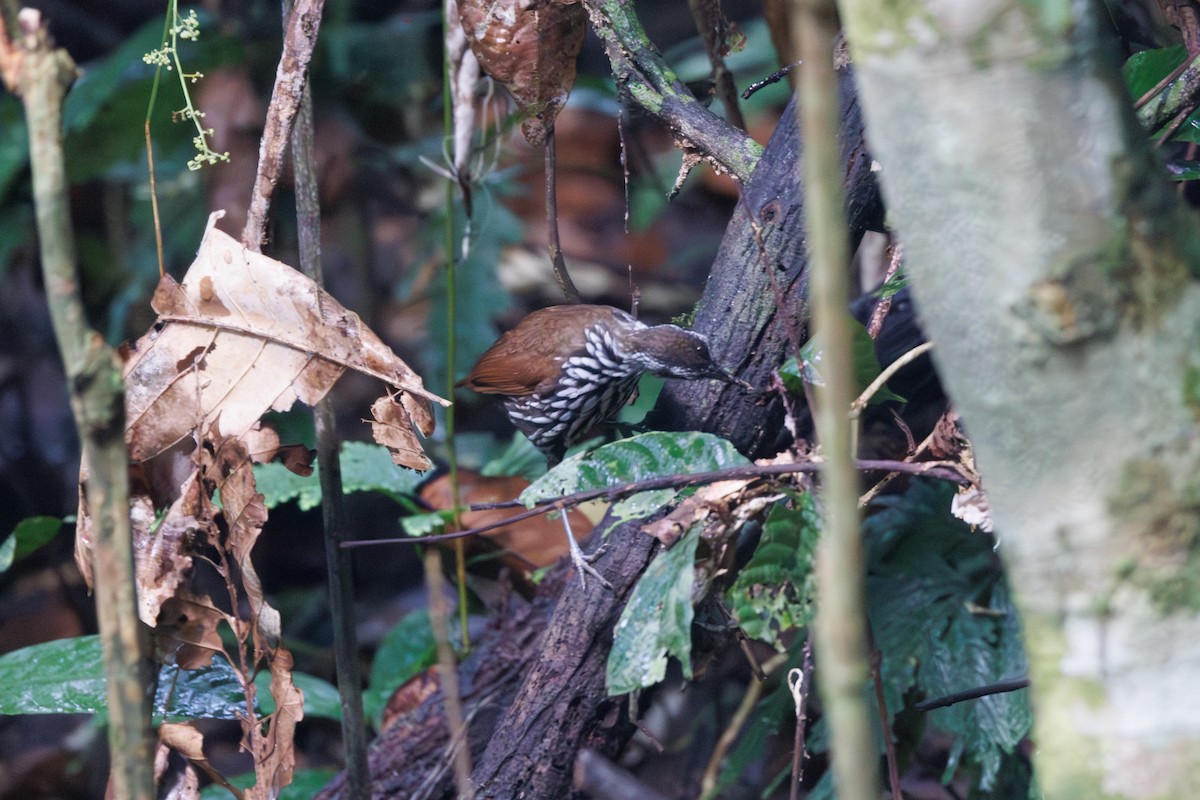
[154,594,225,670]
[160,722,238,799]
[459,0,586,144]
[124,211,445,465]
[244,646,303,800]
[370,393,434,470]
[419,471,592,569]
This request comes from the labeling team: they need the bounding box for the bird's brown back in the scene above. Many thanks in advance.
[459,305,635,396]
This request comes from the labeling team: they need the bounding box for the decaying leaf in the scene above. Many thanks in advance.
[419,471,593,570]
[370,393,435,470]
[123,211,445,466]
[459,0,586,144]
[244,646,303,800]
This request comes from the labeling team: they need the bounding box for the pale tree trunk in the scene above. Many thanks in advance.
[838,0,1200,796]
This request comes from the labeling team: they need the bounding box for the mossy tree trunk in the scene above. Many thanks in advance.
[839,0,1200,795]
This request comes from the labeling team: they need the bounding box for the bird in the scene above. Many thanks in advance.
[460,304,743,586]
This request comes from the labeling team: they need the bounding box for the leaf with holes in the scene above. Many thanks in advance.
[123,212,444,469]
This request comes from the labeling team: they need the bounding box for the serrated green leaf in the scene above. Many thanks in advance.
[401,511,449,537]
[796,315,906,404]
[607,524,701,694]
[520,432,749,526]
[865,480,1031,790]
[0,516,62,573]
[255,460,323,511]
[728,495,819,645]
[255,441,425,510]
[363,610,439,727]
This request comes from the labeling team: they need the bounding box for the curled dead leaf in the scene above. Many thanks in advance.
[459,0,586,144]
[124,212,444,464]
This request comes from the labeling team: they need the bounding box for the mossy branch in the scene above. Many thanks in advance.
[5,10,155,800]
[580,0,762,183]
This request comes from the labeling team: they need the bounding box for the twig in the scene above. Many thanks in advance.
[851,341,934,412]
[424,548,475,799]
[871,647,902,800]
[340,457,970,549]
[241,0,326,250]
[788,636,814,800]
[545,125,582,302]
[685,0,745,131]
[742,63,796,99]
[866,240,903,339]
[914,677,1030,711]
[285,0,369,793]
[11,10,155,800]
[699,652,790,799]
[795,1,882,798]
[580,0,761,183]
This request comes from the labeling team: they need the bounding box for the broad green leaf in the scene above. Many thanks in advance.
[606,524,700,694]
[255,669,341,721]
[0,516,62,573]
[255,441,425,510]
[481,432,547,481]
[520,432,749,526]
[1122,45,1187,101]
[0,637,246,719]
[865,480,1031,791]
[727,495,819,645]
[363,610,439,726]
[0,636,338,722]
[791,315,906,404]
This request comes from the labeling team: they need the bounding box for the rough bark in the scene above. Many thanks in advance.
[840,0,1200,795]
[649,70,882,458]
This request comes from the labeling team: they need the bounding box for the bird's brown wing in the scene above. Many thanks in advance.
[459,305,624,396]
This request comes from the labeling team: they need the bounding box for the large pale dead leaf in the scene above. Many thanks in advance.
[124,212,445,467]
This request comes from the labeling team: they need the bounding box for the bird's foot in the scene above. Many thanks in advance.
[567,530,613,591]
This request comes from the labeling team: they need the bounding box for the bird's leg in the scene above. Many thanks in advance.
[560,510,613,590]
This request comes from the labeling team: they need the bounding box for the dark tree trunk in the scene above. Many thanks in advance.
[318,68,881,800]
[650,69,881,459]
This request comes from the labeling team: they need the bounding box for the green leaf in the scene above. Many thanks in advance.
[363,610,439,727]
[727,495,819,645]
[606,524,700,694]
[254,669,342,721]
[794,315,906,404]
[481,432,547,481]
[255,441,425,510]
[0,637,247,719]
[401,511,450,537]
[1122,45,1187,101]
[865,480,1031,790]
[520,431,750,526]
[0,516,62,573]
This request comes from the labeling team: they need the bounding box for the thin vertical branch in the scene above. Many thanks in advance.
[425,549,475,799]
[5,10,155,800]
[241,0,326,250]
[285,3,369,795]
[793,1,881,798]
[545,126,582,302]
